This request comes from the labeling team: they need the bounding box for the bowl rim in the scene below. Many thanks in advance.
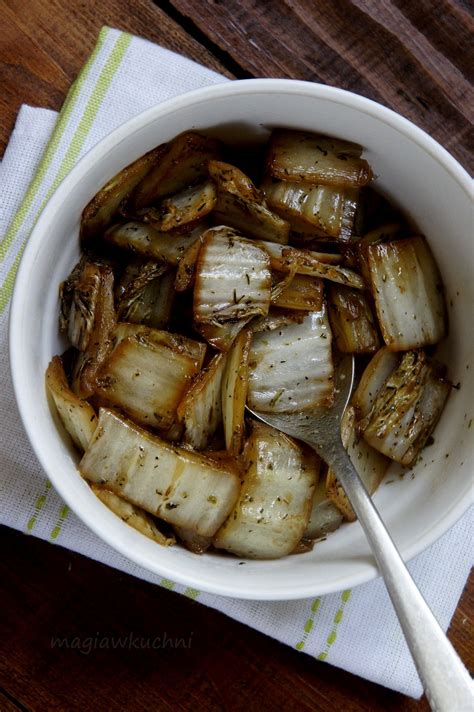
[9,78,473,600]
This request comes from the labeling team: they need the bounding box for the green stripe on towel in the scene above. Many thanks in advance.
[295,597,322,651]
[47,31,132,193]
[50,504,70,540]
[25,481,52,532]
[316,589,352,661]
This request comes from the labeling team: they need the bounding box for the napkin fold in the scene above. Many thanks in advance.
[0,27,471,699]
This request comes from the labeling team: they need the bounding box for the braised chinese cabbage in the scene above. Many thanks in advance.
[271,273,324,311]
[328,284,380,354]
[213,422,316,558]
[366,236,446,350]
[60,258,102,351]
[132,132,222,208]
[222,328,252,454]
[80,409,240,537]
[262,178,359,241]
[46,127,451,558]
[304,468,343,540]
[157,180,217,231]
[46,356,97,452]
[91,485,176,546]
[255,240,364,289]
[95,325,203,430]
[105,221,205,266]
[71,264,117,398]
[208,160,290,244]
[193,227,272,348]
[266,130,373,187]
[116,259,174,328]
[358,351,450,466]
[177,352,227,450]
[248,307,334,413]
[81,146,163,242]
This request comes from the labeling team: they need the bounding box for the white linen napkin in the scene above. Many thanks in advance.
[0,27,471,699]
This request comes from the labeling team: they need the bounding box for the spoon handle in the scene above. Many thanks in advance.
[331,448,473,712]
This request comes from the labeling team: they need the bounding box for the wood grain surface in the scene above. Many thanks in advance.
[0,1,472,710]
[0,0,231,154]
[168,0,474,171]
[1,527,472,712]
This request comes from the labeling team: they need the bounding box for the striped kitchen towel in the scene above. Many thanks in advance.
[0,27,472,699]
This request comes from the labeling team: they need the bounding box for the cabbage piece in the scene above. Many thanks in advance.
[248,306,334,413]
[251,309,306,333]
[256,240,364,289]
[262,178,359,241]
[354,222,402,285]
[272,274,324,312]
[81,146,163,242]
[204,307,302,347]
[195,319,253,353]
[213,421,316,558]
[222,328,252,454]
[177,352,227,450]
[105,222,204,266]
[269,265,298,303]
[351,346,401,419]
[255,240,343,264]
[159,180,216,231]
[256,238,342,265]
[72,265,117,398]
[91,485,176,546]
[208,160,290,244]
[80,409,240,537]
[95,328,202,430]
[111,323,206,368]
[173,526,211,554]
[359,351,451,466]
[327,406,390,521]
[160,419,185,443]
[59,259,84,333]
[363,223,403,244]
[205,449,245,477]
[59,259,102,351]
[304,477,343,540]
[116,260,175,328]
[46,356,98,452]
[193,227,271,336]
[366,236,447,350]
[174,236,204,292]
[328,284,380,353]
[357,222,403,284]
[132,132,222,208]
[266,130,373,187]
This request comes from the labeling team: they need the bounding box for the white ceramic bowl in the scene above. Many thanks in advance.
[10,79,473,600]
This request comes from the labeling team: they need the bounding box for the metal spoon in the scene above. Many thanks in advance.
[247,355,472,711]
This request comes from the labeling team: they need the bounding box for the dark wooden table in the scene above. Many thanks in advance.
[1,2,472,710]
